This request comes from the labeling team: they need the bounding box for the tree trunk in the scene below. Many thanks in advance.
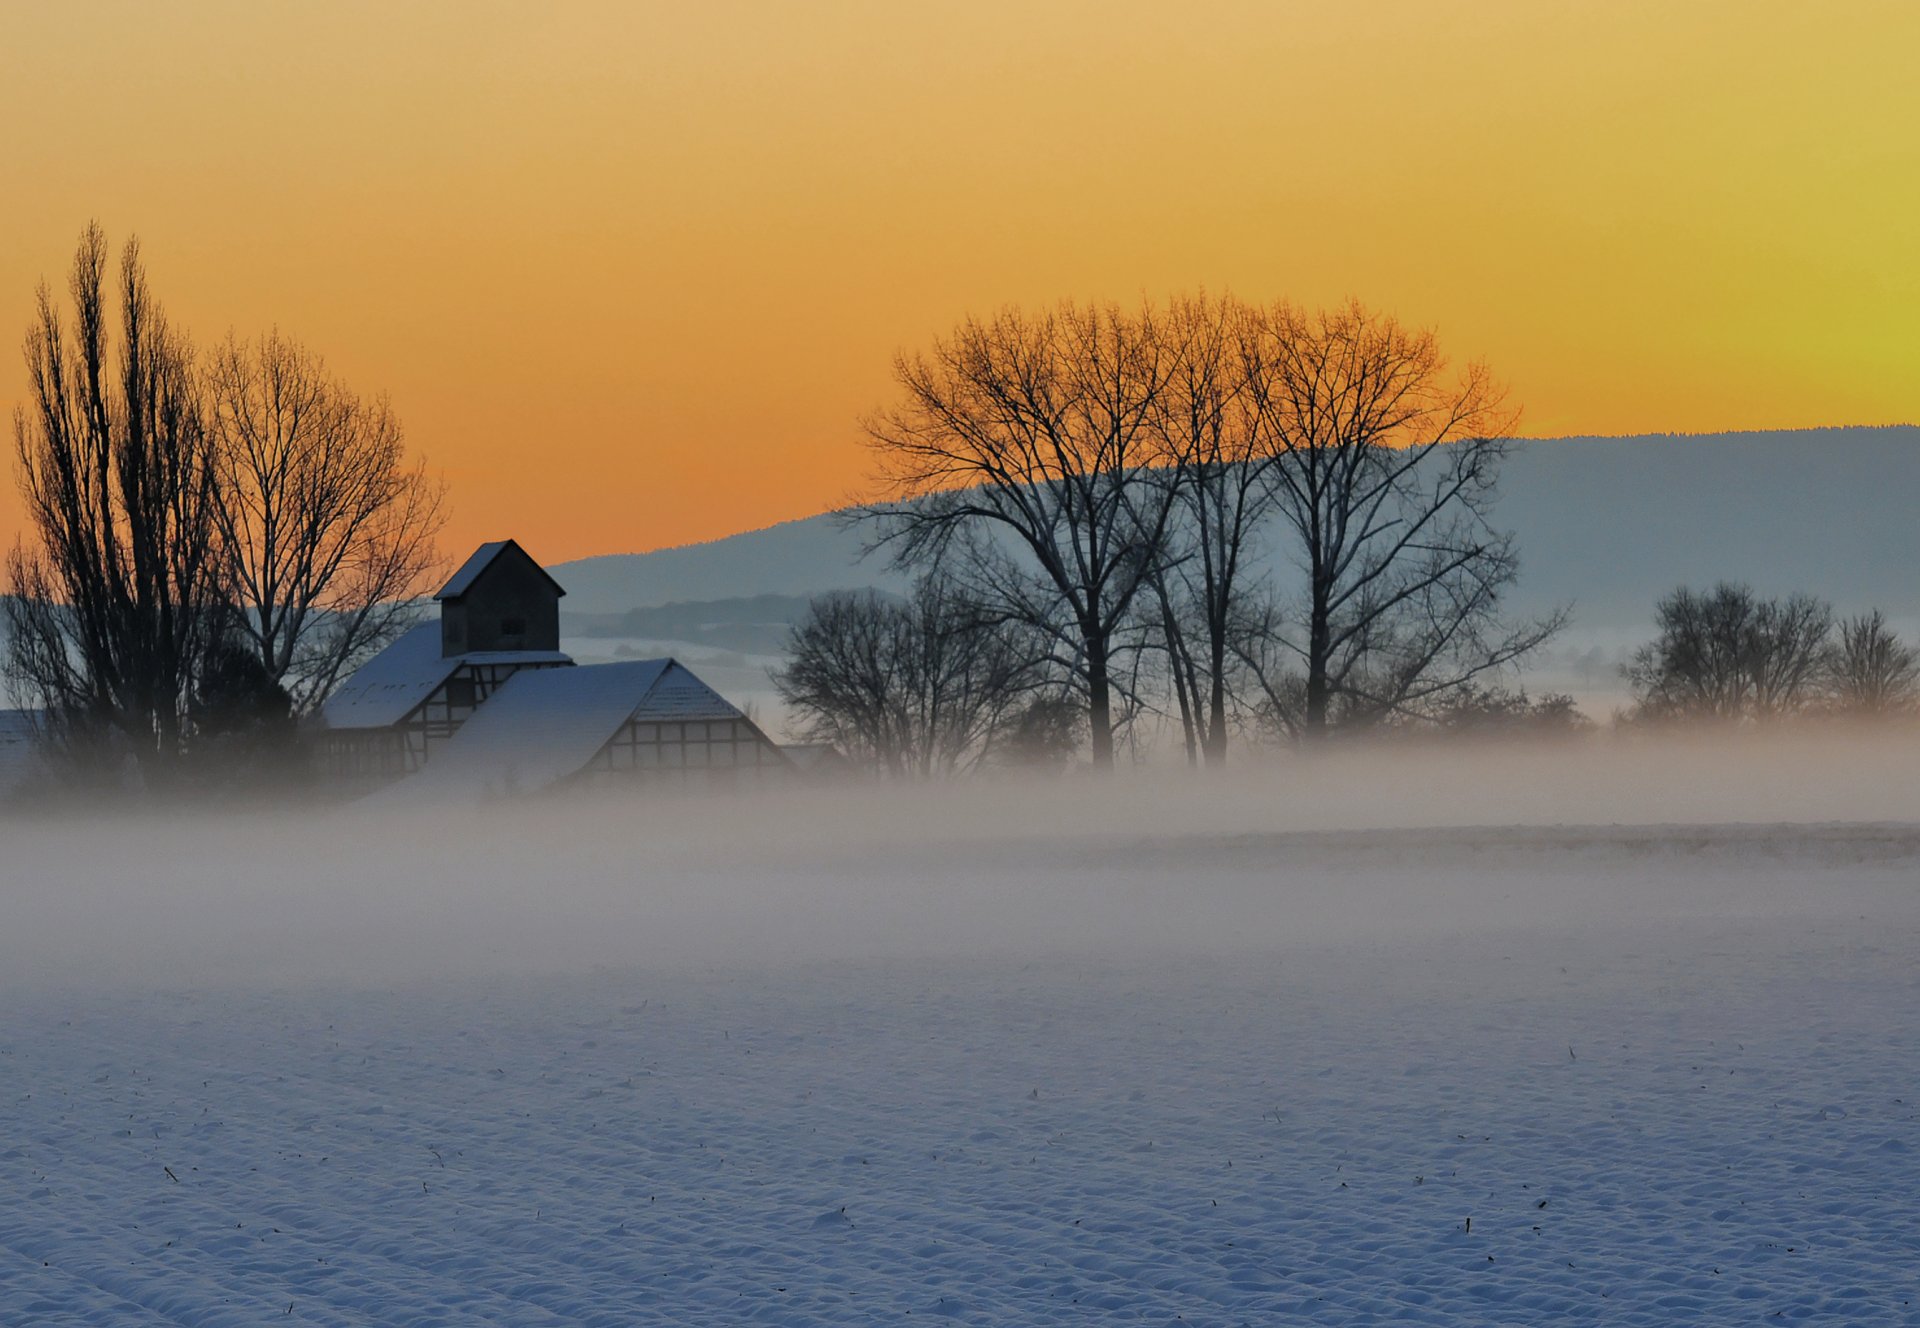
[1154,577,1198,767]
[1203,647,1229,768]
[1303,591,1332,741]
[1086,630,1114,769]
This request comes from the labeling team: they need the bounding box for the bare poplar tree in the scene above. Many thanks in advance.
[3,224,226,782]
[1826,610,1919,715]
[860,301,1181,768]
[775,578,1060,778]
[205,332,446,712]
[1237,300,1562,739]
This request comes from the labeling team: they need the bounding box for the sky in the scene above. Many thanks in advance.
[1,1,1915,566]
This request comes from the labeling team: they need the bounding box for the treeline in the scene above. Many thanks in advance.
[778,294,1567,774]
[1623,586,1917,726]
[3,224,444,790]
[777,295,1919,777]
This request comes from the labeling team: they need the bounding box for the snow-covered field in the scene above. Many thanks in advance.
[3,759,1919,1324]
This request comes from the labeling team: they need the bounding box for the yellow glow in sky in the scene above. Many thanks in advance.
[2,1,1915,563]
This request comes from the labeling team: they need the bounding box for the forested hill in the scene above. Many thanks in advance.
[553,427,1920,630]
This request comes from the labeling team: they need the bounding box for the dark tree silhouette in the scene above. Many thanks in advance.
[861,301,1182,768]
[1624,583,1833,723]
[206,331,445,712]
[4,224,225,782]
[1825,609,1918,716]
[1145,294,1273,767]
[1235,301,1562,739]
[998,690,1085,771]
[187,612,299,783]
[775,577,1063,778]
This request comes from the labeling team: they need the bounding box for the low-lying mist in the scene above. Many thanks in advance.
[3,730,1917,994]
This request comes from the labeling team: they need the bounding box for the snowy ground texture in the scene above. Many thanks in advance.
[2,820,1919,1325]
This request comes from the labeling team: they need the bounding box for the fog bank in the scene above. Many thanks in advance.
[2,731,1917,993]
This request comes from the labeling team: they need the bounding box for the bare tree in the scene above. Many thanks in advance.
[1145,294,1273,767]
[775,577,1061,778]
[1625,585,1754,722]
[774,589,902,773]
[3,224,225,783]
[860,301,1182,768]
[1624,583,1833,723]
[1237,300,1563,739]
[1825,609,1917,716]
[1746,594,1835,718]
[205,331,445,712]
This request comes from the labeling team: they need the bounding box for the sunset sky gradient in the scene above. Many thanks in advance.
[2,1,1915,563]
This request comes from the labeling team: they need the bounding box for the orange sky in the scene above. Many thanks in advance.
[2,2,1915,565]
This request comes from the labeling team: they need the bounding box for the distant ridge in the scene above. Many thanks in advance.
[554,427,1920,630]
[553,513,909,613]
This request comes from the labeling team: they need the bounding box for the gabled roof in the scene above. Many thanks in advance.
[319,623,572,730]
[435,540,568,601]
[375,658,760,801]
[629,662,757,724]
[320,624,458,730]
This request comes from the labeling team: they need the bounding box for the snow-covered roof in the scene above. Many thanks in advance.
[379,658,751,800]
[464,650,575,666]
[435,540,567,601]
[629,661,756,724]
[320,623,572,730]
[320,624,457,730]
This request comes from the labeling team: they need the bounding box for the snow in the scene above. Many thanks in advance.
[315,624,461,732]
[2,767,1918,1324]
